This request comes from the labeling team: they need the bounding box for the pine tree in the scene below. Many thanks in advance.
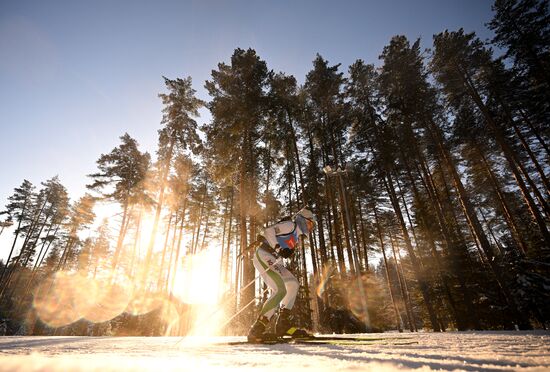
[55,194,96,272]
[0,180,34,288]
[16,178,70,304]
[303,55,349,275]
[88,133,151,272]
[1,177,70,301]
[204,48,271,321]
[143,77,204,286]
[489,0,550,96]
[432,29,550,248]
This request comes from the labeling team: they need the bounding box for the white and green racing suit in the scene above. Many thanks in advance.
[253,219,304,319]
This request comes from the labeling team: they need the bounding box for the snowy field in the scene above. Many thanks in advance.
[0,331,549,371]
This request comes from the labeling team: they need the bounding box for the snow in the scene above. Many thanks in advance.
[0,331,549,371]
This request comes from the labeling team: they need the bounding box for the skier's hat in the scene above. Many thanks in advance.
[295,207,316,235]
[296,207,314,220]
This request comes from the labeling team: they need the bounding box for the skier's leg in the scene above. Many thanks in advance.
[279,269,299,310]
[248,248,287,342]
[274,268,299,336]
[274,268,310,337]
[253,248,287,320]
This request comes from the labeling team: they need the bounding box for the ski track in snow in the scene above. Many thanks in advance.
[0,331,549,371]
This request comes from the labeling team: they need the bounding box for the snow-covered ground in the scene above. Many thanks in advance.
[0,331,549,371]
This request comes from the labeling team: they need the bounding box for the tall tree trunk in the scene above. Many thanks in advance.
[428,118,532,329]
[223,188,234,286]
[500,103,550,195]
[169,201,187,294]
[157,213,173,289]
[457,64,550,220]
[395,243,420,332]
[28,222,54,272]
[1,196,49,297]
[306,130,329,267]
[357,200,369,269]
[239,143,251,314]
[144,139,175,285]
[478,149,529,255]
[393,172,421,251]
[373,207,403,332]
[314,211,328,267]
[0,208,26,286]
[200,212,210,252]
[219,190,230,289]
[287,160,294,214]
[55,232,76,273]
[193,180,209,254]
[164,213,180,292]
[112,198,130,271]
[383,174,441,331]
[479,209,505,255]
[396,159,464,329]
[336,174,357,275]
[130,210,143,278]
[349,193,365,271]
[18,223,60,306]
[326,176,347,274]
[388,230,415,332]
[428,155,483,270]
[519,109,550,162]
[429,156,485,327]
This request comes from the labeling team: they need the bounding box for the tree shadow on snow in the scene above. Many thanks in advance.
[270,343,541,371]
[0,336,107,351]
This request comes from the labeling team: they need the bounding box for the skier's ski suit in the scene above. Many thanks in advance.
[248,208,316,340]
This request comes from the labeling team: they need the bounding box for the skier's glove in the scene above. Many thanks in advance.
[278,247,293,258]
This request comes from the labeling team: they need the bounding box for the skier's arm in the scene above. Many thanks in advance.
[262,226,279,249]
[261,225,295,258]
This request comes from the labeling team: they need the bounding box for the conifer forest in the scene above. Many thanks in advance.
[0,0,549,336]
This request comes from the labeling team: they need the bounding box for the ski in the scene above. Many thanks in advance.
[222,335,415,346]
[293,335,414,342]
[292,338,418,346]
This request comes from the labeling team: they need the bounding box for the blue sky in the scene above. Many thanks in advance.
[0,0,494,256]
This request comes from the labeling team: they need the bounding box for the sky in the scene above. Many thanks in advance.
[0,0,495,259]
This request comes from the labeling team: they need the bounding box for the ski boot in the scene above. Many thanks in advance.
[247,316,278,343]
[275,308,312,339]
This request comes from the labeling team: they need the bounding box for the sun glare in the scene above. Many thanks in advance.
[172,245,222,305]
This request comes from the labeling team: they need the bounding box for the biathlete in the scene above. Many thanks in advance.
[248,207,317,342]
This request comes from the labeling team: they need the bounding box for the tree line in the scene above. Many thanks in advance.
[0,0,548,335]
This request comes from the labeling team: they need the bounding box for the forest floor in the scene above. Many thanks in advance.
[0,331,549,371]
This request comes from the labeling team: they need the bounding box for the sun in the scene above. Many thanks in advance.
[171,244,223,305]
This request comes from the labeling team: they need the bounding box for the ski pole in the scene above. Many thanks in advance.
[207,254,282,317]
[214,287,269,333]
[231,240,288,299]
[232,256,280,299]
[176,287,270,345]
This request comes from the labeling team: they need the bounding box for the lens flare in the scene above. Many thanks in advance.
[33,271,133,327]
[159,299,180,336]
[316,263,336,298]
[32,244,225,334]
[82,278,133,323]
[33,271,98,327]
[346,273,371,326]
[126,292,165,316]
